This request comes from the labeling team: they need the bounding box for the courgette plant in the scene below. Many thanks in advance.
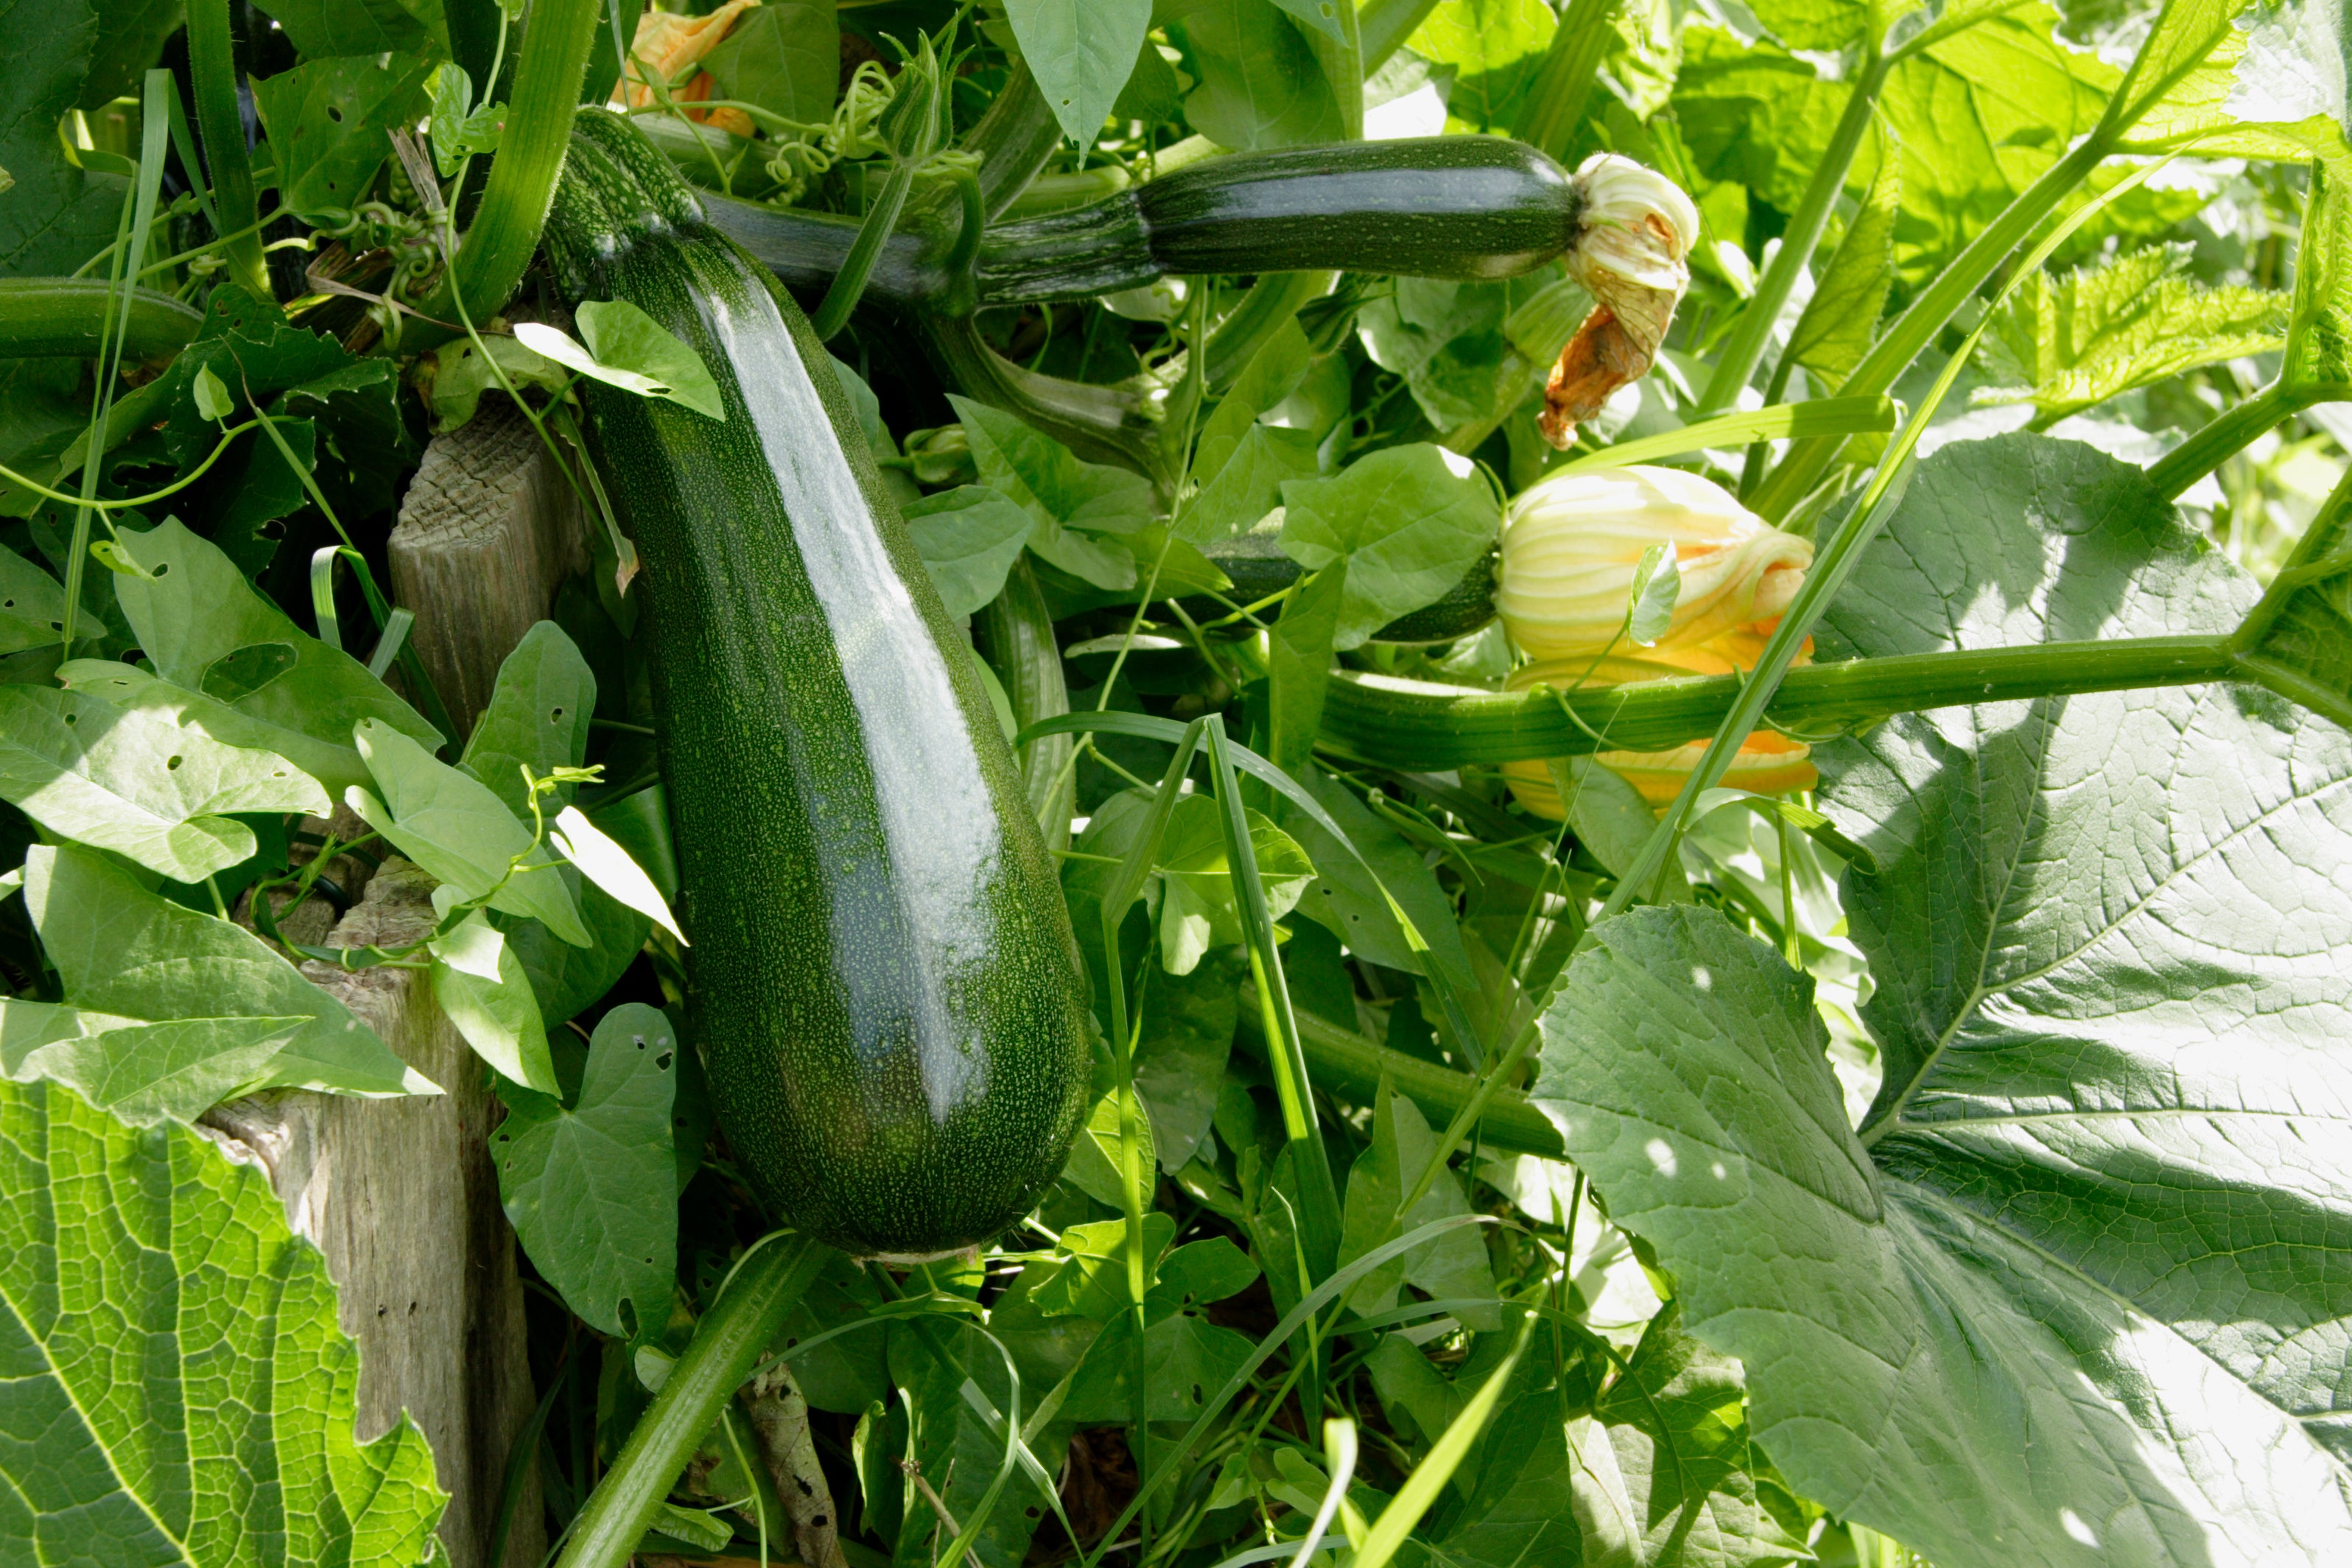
[2,1,2351,1567]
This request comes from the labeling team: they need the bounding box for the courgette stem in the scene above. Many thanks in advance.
[1510,0,1623,161]
[1749,134,2112,519]
[554,1235,829,1568]
[407,0,602,350]
[921,313,1171,484]
[1234,992,1565,1158]
[1360,0,1444,73]
[966,61,1064,222]
[2146,380,2352,499]
[185,0,273,300]
[1697,43,1890,414]
[0,279,202,359]
[1315,634,2245,768]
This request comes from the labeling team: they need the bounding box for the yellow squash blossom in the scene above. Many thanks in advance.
[610,0,764,138]
[1495,465,1812,664]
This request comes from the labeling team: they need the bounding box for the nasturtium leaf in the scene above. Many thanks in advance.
[107,518,442,788]
[0,683,327,882]
[350,719,591,946]
[22,843,431,1098]
[430,912,559,1094]
[1978,245,2288,423]
[949,395,1153,591]
[459,619,595,819]
[0,542,95,655]
[248,54,438,222]
[492,1002,678,1337]
[0,999,302,1126]
[0,1077,449,1565]
[1529,434,2352,1567]
[1338,1079,1500,1330]
[1165,0,1348,151]
[903,485,1035,616]
[1132,946,1242,1170]
[703,0,840,126]
[1280,443,1500,650]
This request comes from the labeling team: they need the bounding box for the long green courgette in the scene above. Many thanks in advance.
[703,135,1579,314]
[544,110,1092,1260]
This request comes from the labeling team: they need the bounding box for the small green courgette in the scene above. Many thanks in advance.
[544,110,1092,1260]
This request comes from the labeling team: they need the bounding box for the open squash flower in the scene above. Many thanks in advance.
[610,0,762,137]
[1496,466,1819,818]
[1496,465,1812,663]
[1541,155,1701,447]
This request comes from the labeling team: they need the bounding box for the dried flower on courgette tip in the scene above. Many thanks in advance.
[1541,155,1701,449]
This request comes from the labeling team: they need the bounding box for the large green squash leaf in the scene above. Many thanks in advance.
[1528,434,2352,1566]
[0,1077,448,1564]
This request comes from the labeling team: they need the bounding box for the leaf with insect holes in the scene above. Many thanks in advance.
[0,683,328,882]
[100,518,441,793]
[248,53,438,222]
[516,302,724,420]
[0,544,100,655]
[458,621,596,820]
[492,1003,679,1337]
[550,806,686,945]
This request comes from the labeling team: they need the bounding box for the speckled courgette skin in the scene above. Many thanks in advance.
[544,110,1090,1259]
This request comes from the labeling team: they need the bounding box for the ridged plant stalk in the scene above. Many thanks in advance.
[1316,634,2248,766]
[1511,0,1625,162]
[407,0,603,348]
[553,1236,828,1568]
[185,0,272,300]
[1696,43,1891,413]
[0,280,201,359]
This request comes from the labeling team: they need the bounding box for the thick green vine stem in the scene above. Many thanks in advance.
[1316,634,2243,767]
[0,279,202,359]
[554,1235,829,1568]
[407,0,603,349]
[186,0,272,300]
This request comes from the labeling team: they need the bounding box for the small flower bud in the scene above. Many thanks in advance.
[1496,465,1812,663]
[1541,156,1702,449]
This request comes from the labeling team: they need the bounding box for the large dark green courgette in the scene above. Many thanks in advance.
[544,110,1091,1260]
[704,136,1579,313]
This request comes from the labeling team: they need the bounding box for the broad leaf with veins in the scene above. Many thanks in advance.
[1528,435,2352,1567]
